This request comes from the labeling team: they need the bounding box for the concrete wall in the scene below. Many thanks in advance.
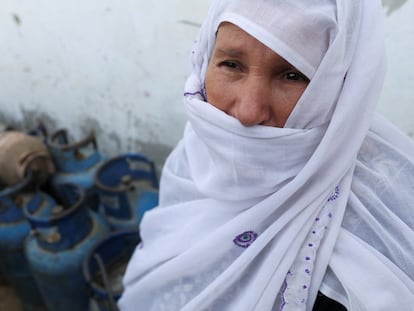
[0,0,413,171]
[0,0,211,171]
[379,0,414,137]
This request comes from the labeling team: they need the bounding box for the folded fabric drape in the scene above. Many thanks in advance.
[119,1,414,310]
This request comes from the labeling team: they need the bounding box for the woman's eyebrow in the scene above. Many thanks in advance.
[216,48,246,57]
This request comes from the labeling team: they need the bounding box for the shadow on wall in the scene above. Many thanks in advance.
[0,111,172,177]
[382,0,409,15]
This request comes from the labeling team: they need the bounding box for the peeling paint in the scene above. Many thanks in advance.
[382,0,408,15]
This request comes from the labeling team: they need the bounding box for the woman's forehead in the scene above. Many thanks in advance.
[213,1,337,78]
[214,22,295,69]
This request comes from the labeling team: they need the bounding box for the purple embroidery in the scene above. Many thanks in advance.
[305,269,311,274]
[280,279,288,311]
[233,231,258,248]
[328,186,340,202]
[184,90,203,97]
[305,256,311,261]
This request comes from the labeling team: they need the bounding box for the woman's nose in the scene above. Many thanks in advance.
[230,79,272,127]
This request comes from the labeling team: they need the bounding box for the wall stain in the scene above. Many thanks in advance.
[0,110,172,171]
[77,118,170,173]
[80,118,102,136]
[78,117,108,151]
[133,140,172,175]
[0,107,59,136]
[382,0,408,15]
[12,13,21,26]
[20,108,58,135]
[0,112,20,130]
[108,132,122,151]
[178,20,201,28]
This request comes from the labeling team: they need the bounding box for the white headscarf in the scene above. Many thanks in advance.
[119,0,414,310]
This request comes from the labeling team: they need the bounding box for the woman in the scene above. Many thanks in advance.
[119,0,414,310]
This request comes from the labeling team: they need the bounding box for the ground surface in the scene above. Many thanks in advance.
[0,278,23,311]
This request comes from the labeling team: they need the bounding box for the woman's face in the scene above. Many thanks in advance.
[205,22,309,128]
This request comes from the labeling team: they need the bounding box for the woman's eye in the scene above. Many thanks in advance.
[221,60,240,69]
[285,71,309,82]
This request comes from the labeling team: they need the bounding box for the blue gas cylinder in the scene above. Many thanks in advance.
[0,174,51,311]
[83,229,140,311]
[24,183,110,311]
[95,153,159,230]
[48,129,107,211]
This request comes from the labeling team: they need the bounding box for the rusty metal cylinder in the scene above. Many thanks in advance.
[0,131,54,187]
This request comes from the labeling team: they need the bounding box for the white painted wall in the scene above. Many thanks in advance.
[0,0,211,170]
[0,0,413,170]
[379,0,414,138]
